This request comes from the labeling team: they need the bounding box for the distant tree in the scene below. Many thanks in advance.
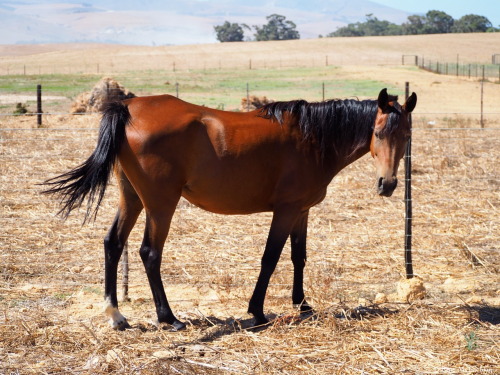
[363,14,402,35]
[214,21,249,42]
[423,10,454,33]
[328,14,402,37]
[254,14,300,41]
[452,14,493,33]
[402,10,454,35]
[327,23,364,37]
[402,15,426,35]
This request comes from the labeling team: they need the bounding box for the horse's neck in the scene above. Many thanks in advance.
[326,123,373,177]
[330,143,371,176]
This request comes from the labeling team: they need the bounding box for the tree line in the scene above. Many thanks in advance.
[329,11,498,37]
[215,11,498,42]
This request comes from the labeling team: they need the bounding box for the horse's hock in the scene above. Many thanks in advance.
[71,77,135,114]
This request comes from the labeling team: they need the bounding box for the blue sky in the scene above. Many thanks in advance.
[374,0,500,27]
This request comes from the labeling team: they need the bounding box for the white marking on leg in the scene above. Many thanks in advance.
[104,297,128,329]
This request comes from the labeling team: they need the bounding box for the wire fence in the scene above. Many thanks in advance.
[420,60,500,81]
[2,83,500,129]
[401,54,500,82]
[0,55,349,76]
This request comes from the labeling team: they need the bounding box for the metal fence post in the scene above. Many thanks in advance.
[37,84,42,128]
[404,82,414,279]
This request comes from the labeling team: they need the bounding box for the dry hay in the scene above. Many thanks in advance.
[240,95,274,112]
[71,77,135,114]
[0,113,499,374]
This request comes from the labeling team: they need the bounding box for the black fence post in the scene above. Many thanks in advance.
[37,84,42,128]
[404,82,414,279]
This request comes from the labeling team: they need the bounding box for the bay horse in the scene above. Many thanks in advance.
[43,88,416,330]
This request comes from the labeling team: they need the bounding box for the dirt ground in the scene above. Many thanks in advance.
[1,36,499,374]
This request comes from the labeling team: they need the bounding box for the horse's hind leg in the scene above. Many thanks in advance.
[104,170,143,329]
[140,193,185,331]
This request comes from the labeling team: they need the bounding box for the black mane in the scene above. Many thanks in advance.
[260,98,383,160]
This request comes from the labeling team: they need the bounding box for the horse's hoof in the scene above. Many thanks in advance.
[294,301,316,321]
[112,318,131,331]
[169,319,187,331]
[299,309,317,321]
[252,316,269,328]
[294,301,313,312]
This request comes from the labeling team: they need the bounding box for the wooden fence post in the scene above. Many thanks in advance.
[480,68,484,128]
[122,241,130,302]
[404,82,414,279]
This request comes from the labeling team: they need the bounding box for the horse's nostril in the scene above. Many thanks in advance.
[378,177,384,188]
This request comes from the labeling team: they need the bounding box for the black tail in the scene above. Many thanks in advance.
[42,101,130,223]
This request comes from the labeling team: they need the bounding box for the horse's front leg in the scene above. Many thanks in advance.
[140,207,186,331]
[290,210,314,316]
[248,208,301,326]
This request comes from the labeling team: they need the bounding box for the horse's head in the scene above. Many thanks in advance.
[371,88,417,197]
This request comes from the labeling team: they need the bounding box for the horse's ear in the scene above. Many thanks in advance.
[404,92,417,113]
[377,88,389,112]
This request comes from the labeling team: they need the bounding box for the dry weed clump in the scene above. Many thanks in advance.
[240,95,274,111]
[1,115,499,374]
[71,77,135,114]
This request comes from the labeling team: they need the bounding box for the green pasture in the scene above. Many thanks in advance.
[0,66,397,114]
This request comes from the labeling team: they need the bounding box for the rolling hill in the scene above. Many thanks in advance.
[0,0,411,45]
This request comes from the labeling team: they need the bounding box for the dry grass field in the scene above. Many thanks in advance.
[1,34,499,374]
[1,33,499,71]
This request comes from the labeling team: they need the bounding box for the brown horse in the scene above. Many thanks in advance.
[43,88,416,330]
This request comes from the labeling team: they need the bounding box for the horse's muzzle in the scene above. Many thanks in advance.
[377,177,397,197]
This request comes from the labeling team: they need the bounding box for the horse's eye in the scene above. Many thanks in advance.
[375,131,384,140]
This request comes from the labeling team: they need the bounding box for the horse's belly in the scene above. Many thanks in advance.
[181,182,273,215]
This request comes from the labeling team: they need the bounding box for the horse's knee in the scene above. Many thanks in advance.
[291,255,306,270]
[139,245,161,273]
